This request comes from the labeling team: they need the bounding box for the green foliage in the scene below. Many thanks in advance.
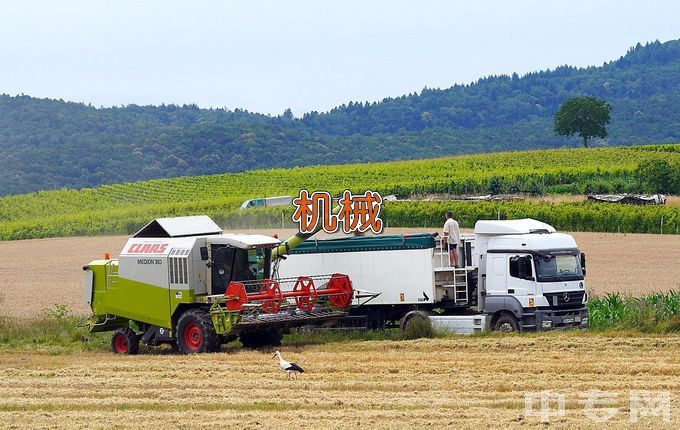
[1,145,679,240]
[401,317,437,340]
[303,40,680,136]
[384,200,679,234]
[2,40,680,195]
[0,305,109,351]
[636,158,680,193]
[554,96,612,147]
[587,293,626,328]
[282,328,405,346]
[588,291,680,332]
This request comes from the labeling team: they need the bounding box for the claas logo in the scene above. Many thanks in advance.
[127,243,168,254]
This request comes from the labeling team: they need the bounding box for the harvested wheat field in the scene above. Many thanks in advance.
[0,333,678,429]
[0,229,679,318]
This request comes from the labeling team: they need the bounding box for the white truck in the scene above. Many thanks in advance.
[277,218,589,334]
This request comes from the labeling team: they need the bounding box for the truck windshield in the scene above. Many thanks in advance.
[534,253,583,282]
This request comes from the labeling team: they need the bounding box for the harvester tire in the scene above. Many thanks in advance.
[177,309,219,354]
[239,328,283,349]
[111,328,140,355]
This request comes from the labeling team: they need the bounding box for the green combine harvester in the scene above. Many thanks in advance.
[83,216,354,354]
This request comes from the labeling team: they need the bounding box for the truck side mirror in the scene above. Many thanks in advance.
[580,252,586,276]
[519,256,534,281]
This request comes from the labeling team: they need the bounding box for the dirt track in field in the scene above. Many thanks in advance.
[1,333,679,429]
[0,229,679,318]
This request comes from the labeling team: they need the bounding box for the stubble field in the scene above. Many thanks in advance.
[1,229,679,428]
[0,229,678,318]
[1,333,679,429]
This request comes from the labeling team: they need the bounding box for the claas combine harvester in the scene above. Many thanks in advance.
[83,216,356,354]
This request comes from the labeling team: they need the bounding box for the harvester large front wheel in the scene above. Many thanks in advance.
[111,328,140,355]
[177,309,219,354]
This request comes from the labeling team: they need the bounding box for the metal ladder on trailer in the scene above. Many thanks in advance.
[434,238,469,304]
[439,269,468,304]
[452,268,468,303]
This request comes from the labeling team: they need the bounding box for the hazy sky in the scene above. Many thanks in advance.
[1,1,678,115]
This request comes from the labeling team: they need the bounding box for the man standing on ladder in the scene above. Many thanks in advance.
[443,211,460,268]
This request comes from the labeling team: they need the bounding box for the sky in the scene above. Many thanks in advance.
[1,1,679,116]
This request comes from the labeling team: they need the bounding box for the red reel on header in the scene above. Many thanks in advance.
[293,276,317,311]
[225,282,248,311]
[325,274,353,308]
[258,279,283,314]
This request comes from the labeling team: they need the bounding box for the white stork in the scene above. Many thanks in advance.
[272,350,304,380]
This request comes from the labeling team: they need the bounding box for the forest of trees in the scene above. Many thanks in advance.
[1,39,679,195]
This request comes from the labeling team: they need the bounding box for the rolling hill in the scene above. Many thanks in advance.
[1,145,679,240]
[1,40,679,195]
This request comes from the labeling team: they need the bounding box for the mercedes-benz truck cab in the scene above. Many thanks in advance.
[475,219,588,331]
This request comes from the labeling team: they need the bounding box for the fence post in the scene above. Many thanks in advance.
[660,216,664,235]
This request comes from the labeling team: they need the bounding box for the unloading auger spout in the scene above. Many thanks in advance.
[271,205,381,307]
[272,205,341,260]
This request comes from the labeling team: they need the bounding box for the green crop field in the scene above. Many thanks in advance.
[1,145,679,240]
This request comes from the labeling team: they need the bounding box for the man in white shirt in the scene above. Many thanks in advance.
[442,211,460,267]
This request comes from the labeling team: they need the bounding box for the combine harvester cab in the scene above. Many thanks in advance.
[83,216,354,354]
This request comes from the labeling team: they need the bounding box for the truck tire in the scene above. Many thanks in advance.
[239,329,283,349]
[177,309,219,354]
[493,313,519,333]
[111,327,140,355]
[400,310,435,339]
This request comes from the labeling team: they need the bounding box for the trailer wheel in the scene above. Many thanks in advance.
[493,313,519,333]
[239,329,283,349]
[111,328,139,355]
[400,311,435,339]
[177,309,219,354]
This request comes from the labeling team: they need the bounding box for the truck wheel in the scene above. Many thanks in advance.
[177,309,219,354]
[493,314,519,333]
[111,328,139,354]
[400,311,435,339]
[239,329,283,348]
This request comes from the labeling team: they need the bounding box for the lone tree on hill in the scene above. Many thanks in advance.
[554,96,611,148]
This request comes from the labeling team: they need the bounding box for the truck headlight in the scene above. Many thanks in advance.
[581,317,588,326]
[542,320,553,328]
